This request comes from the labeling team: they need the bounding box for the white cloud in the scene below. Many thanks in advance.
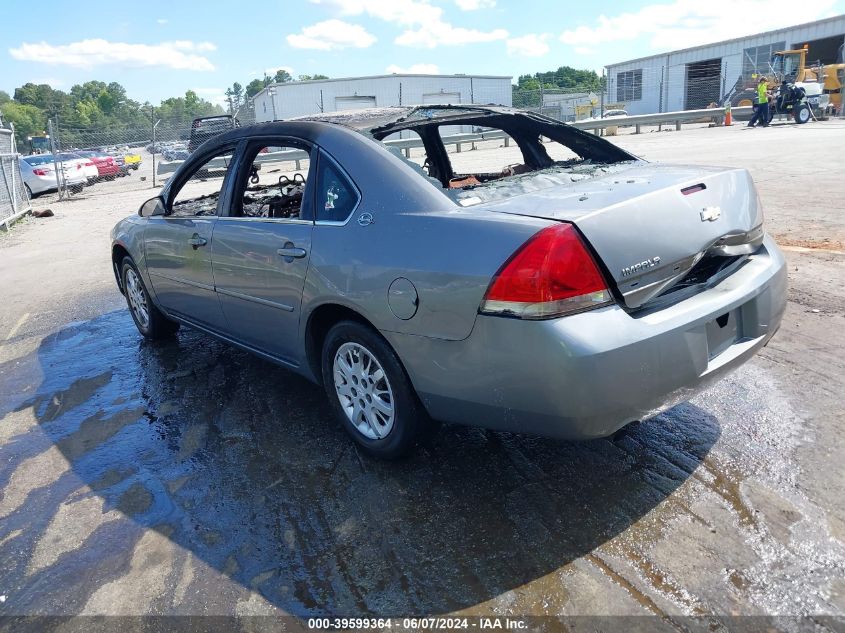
[454,0,496,9]
[386,63,440,73]
[559,0,838,52]
[286,19,376,50]
[156,18,168,24]
[310,0,441,26]
[8,39,216,70]
[506,33,550,57]
[311,0,507,47]
[396,22,507,48]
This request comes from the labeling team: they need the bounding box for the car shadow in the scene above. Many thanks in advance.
[0,311,720,617]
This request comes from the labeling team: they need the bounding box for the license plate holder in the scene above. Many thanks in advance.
[706,308,742,360]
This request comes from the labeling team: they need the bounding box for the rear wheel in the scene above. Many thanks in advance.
[794,104,811,124]
[24,184,32,198]
[121,257,179,339]
[321,320,436,459]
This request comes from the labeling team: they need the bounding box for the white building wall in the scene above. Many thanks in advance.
[606,15,845,115]
[253,75,512,123]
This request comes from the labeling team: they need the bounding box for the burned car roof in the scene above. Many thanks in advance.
[289,104,527,134]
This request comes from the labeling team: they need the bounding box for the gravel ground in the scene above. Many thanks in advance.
[0,119,843,629]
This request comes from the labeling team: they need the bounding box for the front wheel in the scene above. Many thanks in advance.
[121,257,179,339]
[794,104,811,124]
[321,321,437,459]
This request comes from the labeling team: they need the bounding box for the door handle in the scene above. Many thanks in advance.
[277,247,307,259]
[188,234,208,249]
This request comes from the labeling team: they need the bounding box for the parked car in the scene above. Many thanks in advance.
[111,105,787,458]
[187,115,239,153]
[122,151,142,170]
[603,109,628,117]
[58,152,98,184]
[75,151,122,180]
[19,154,86,196]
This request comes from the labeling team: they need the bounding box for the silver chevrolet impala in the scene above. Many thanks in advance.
[111,106,786,458]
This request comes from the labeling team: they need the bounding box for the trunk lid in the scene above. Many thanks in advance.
[475,163,764,309]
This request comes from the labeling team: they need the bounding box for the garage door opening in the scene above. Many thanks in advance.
[685,58,722,110]
[335,96,377,111]
[792,34,845,65]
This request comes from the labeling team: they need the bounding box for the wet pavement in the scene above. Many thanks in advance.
[1,305,843,624]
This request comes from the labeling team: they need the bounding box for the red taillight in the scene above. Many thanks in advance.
[33,168,48,176]
[480,223,612,319]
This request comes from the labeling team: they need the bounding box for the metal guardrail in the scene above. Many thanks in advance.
[569,106,754,133]
[156,106,754,177]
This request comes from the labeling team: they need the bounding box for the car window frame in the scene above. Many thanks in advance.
[313,148,362,227]
[219,136,317,225]
[164,141,242,218]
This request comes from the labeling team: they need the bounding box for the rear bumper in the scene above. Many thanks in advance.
[385,235,787,440]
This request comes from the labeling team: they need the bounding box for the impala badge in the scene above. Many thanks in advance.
[701,206,721,222]
[621,256,661,277]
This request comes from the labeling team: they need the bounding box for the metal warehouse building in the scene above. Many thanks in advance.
[605,15,845,115]
[252,74,512,122]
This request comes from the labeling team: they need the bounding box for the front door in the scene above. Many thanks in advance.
[144,144,239,330]
[211,140,315,365]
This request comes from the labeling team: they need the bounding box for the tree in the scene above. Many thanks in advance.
[0,91,10,105]
[297,74,329,81]
[273,69,293,84]
[1,101,47,146]
[225,82,244,114]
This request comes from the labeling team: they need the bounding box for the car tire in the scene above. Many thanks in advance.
[24,184,32,198]
[321,320,436,459]
[120,257,180,339]
[70,184,84,194]
[794,104,811,124]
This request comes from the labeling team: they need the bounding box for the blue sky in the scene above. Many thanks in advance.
[2,0,844,106]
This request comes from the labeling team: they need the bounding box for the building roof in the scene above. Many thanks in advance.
[605,13,845,69]
[253,73,512,100]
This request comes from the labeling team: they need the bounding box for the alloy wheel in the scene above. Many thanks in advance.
[333,342,395,440]
[124,267,150,330]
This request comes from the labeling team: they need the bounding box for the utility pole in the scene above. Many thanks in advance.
[47,119,65,200]
[151,107,161,188]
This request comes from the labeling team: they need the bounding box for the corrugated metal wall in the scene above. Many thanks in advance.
[606,15,845,115]
[254,75,512,123]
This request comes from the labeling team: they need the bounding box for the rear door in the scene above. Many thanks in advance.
[210,139,316,365]
[144,144,239,329]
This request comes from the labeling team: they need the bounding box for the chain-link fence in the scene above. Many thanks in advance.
[0,127,32,229]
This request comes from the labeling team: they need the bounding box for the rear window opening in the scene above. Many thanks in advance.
[370,111,634,206]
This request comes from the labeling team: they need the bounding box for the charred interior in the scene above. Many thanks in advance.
[368,108,635,193]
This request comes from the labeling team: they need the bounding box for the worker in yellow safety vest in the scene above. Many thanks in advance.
[748,77,770,128]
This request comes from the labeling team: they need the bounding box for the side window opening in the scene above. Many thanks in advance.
[380,130,443,188]
[316,153,359,223]
[170,147,236,217]
[234,143,312,220]
[437,125,529,188]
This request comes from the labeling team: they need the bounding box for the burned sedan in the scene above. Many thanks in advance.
[111,106,786,458]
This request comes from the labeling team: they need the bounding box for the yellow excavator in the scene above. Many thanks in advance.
[730,45,844,116]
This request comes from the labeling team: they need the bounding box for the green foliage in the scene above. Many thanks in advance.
[0,101,48,144]
[298,74,330,81]
[512,66,605,107]
[3,79,224,148]
[273,69,293,83]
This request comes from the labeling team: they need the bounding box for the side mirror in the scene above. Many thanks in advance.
[139,196,166,218]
